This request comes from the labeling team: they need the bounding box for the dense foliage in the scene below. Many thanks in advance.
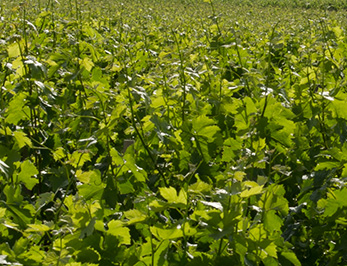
[1,0,347,265]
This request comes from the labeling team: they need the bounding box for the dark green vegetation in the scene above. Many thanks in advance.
[1,0,347,265]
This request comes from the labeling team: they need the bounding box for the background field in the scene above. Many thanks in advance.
[1,0,347,265]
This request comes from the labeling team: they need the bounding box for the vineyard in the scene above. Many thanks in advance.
[1,0,347,265]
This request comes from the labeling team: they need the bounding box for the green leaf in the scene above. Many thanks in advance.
[7,42,20,58]
[192,115,220,142]
[124,209,147,225]
[149,200,167,212]
[189,179,212,193]
[222,146,236,162]
[17,160,39,190]
[69,151,91,168]
[260,185,289,215]
[342,164,347,177]
[80,217,96,239]
[333,99,347,120]
[244,96,258,115]
[13,131,32,149]
[318,198,339,217]
[107,220,131,245]
[153,239,169,266]
[198,125,220,142]
[271,128,293,147]
[160,186,177,203]
[6,204,32,229]
[262,255,278,266]
[314,161,340,171]
[4,185,23,204]
[177,189,188,205]
[333,188,347,206]
[151,96,166,108]
[24,58,46,79]
[124,153,146,182]
[53,147,66,161]
[76,170,99,184]
[78,183,105,201]
[118,179,135,194]
[281,251,301,266]
[159,187,187,205]
[78,170,104,200]
[110,147,124,166]
[234,171,246,182]
[81,57,94,72]
[19,246,45,264]
[0,207,6,218]
[264,210,283,232]
[150,225,183,240]
[35,192,54,211]
[240,185,263,198]
[26,223,51,233]
[263,241,278,259]
[182,221,197,236]
[76,247,100,263]
[332,26,343,38]
[5,92,30,125]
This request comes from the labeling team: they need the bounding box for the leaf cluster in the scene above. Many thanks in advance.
[1,0,347,265]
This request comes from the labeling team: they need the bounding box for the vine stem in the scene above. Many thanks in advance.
[261,21,280,118]
[126,86,168,187]
[172,29,187,124]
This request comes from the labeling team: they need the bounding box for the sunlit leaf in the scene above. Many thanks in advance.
[13,131,32,149]
[17,160,39,190]
[5,93,29,125]
[264,210,283,232]
[124,153,147,182]
[78,170,104,200]
[159,186,187,205]
[150,225,183,240]
[281,251,301,266]
[69,151,91,168]
[107,220,131,245]
[26,223,51,233]
[124,209,147,225]
[240,185,263,198]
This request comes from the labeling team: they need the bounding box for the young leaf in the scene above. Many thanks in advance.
[107,220,131,245]
[13,131,32,149]
[150,225,183,240]
[159,186,177,203]
[124,154,147,182]
[69,151,91,168]
[124,209,147,225]
[78,170,105,200]
[192,115,220,142]
[5,93,29,125]
[159,187,187,205]
[264,210,283,232]
[6,204,32,229]
[17,160,39,190]
[240,185,263,198]
[25,223,51,233]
